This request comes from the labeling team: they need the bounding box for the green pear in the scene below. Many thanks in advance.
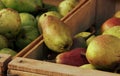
[103,26,120,38]
[0,8,21,39]
[1,0,43,13]
[0,48,17,56]
[38,15,73,53]
[75,32,95,45]
[58,0,78,16]
[0,35,8,49]
[79,64,97,70]
[15,26,40,50]
[86,35,120,70]
[19,13,37,27]
[0,0,5,10]
[44,4,58,12]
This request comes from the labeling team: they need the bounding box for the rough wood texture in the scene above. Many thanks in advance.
[62,0,95,36]
[8,57,120,76]
[0,54,11,74]
[95,0,116,29]
[7,69,47,76]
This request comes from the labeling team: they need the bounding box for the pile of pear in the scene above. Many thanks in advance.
[38,8,120,74]
[0,0,79,56]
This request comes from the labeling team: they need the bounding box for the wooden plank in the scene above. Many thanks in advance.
[115,0,120,11]
[8,57,120,76]
[95,0,116,29]
[7,69,47,76]
[62,0,96,36]
[0,54,12,74]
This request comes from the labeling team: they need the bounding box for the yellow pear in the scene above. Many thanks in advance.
[86,35,120,70]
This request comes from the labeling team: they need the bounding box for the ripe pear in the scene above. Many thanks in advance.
[38,11,62,33]
[38,15,73,53]
[56,48,89,66]
[58,0,78,16]
[0,8,21,39]
[86,35,120,70]
[0,48,17,56]
[0,0,5,10]
[1,0,43,13]
[103,26,120,38]
[0,35,8,49]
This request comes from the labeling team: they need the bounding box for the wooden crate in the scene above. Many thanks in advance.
[8,0,120,76]
[0,54,11,75]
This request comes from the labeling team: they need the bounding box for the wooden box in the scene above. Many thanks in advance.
[8,0,120,76]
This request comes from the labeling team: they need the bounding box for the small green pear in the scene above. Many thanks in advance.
[0,8,21,39]
[38,15,73,53]
[0,35,8,49]
[102,26,120,38]
[86,35,120,70]
[15,26,40,50]
[75,32,95,45]
[79,64,97,70]
[58,0,78,16]
[0,48,17,56]
[1,0,43,13]
[19,13,37,27]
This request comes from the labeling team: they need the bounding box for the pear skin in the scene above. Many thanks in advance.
[1,0,43,12]
[103,26,120,38]
[0,8,21,39]
[86,35,120,70]
[38,15,73,53]
[56,48,89,66]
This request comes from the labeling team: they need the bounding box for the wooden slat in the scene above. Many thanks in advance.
[7,69,47,76]
[0,54,11,73]
[8,57,120,76]
[95,0,116,29]
[62,0,96,36]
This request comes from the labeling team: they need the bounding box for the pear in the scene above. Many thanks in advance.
[19,13,37,27]
[58,0,78,16]
[1,0,43,13]
[0,35,8,49]
[15,26,40,50]
[0,0,5,10]
[79,64,97,70]
[86,35,120,70]
[75,32,95,45]
[103,26,120,38]
[38,11,62,33]
[56,48,89,66]
[0,8,21,39]
[38,15,73,53]
[0,48,17,56]
[70,36,87,49]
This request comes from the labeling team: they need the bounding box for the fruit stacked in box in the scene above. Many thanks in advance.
[0,0,79,56]
[37,6,120,74]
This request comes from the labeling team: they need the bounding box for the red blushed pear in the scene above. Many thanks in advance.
[56,48,89,66]
[101,17,120,32]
